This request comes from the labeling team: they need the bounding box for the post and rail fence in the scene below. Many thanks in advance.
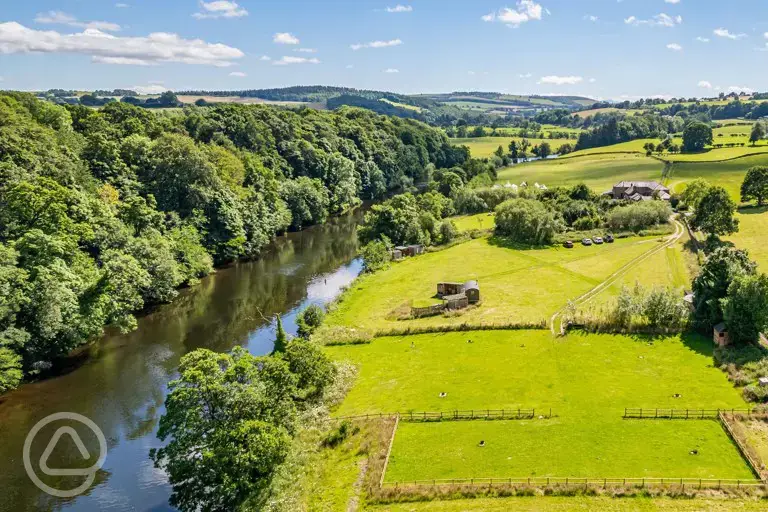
[623,408,758,420]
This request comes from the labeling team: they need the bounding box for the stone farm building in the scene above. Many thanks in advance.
[436,281,480,305]
[608,181,671,202]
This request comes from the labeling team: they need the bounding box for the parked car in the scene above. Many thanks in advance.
[563,240,574,249]
[605,234,615,243]
[593,237,604,245]
[582,238,593,246]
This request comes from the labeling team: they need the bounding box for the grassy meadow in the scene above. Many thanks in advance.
[725,207,768,270]
[453,136,575,158]
[451,213,494,232]
[327,330,751,480]
[323,235,673,331]
[666,154,768,200]
[495,153,662,193]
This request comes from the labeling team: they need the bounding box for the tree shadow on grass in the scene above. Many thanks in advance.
[738,205,768,216]
[487,235,554,252]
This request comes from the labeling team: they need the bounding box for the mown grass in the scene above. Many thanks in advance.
[450,213,494,232]
[366,496,768,511]
[495,153,662,193]
[666,154,768,200]
[452,137,575,158]
[327,330,751,480]
[724,207,768,270]
[323,235,669,331]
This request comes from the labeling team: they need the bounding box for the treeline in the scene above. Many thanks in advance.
[0,92,468,394]
[575,114,685,151]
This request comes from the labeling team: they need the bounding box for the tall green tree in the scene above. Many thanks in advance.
[273,314,288,354]
[741,166,768,206]
[682,121,713,152]
[722,273,768,344]
[692,247,756,328]
[749,122,765,146]
[690,186,739,237]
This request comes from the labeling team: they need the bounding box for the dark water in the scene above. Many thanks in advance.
[0,211,363,512]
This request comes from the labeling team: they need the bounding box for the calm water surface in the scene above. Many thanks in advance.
[0,211,362,512]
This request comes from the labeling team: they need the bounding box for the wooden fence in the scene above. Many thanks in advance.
[335,408,551,422]
[380,476,765,491]
[623,408,757,419]
[718,412,768,482]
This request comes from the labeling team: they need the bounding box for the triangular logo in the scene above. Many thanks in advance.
[39,427,93,476]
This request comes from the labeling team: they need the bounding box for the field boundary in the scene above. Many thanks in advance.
[373,321,548,338]
[623,408,757,419]
[719,412,768,482]
[379,414,399,487]
[336,408,553,422]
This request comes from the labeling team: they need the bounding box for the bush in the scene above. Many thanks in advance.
[452,188,489,214]
[439,220,458,245]
[606,201,672,232]
[296,304,325,338]
[323,420,359,447]
[742,384,768,403]
[360,239,391,273]
[494,198,563,245]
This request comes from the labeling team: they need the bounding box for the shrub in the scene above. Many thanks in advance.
[360,239,391,273]
[439,220,458,245]
[494,198,563,245]
[606,201,672,232]
[296,304,325,338]
[452,188,489,214]
[323,420,359,447]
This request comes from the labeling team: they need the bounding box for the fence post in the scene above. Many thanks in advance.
[699,479,702,490]
[686,409,689,420]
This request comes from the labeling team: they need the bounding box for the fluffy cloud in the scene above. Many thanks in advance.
[624,13,682,27]
[519,73,532,78]
[132,84,169,95]
[696,36,710,43]
[385,5,412,13]
[728,86,754,94]
[193,1,248,19]
[229,71,246,77]
[698,80,713,89]
[584,15,598,22]
[538,75,583,85]
[666,43,682,51]
[383,68,399,73]
[0,22,244,67]
[273,32,300,45]
[482,0,548,28]
[350,39,402,50]
[273,56,320,65]
[34,11,121,32]
[714,28,746,40]
[259,55,271,61]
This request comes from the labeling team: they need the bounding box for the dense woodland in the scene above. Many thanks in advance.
[0,92,470,393]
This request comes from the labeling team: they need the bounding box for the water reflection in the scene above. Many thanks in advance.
[0,211,362,512]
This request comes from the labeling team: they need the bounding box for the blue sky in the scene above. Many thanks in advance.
[0,0,766,99]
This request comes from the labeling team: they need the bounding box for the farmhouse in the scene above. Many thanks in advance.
[608,181,671,202]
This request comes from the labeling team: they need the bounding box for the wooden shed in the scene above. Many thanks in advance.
[406,244,424,256]
[437,282,464,297]
[713,323,731,347]
[391,249,403,261]
[464,280,480,304]
[443,293,469,310]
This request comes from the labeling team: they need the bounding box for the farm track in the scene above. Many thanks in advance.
[549,219,685,334]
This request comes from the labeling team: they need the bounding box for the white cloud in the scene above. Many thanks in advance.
[518,73,532,78]
[698,80,712,89]
[229,71,246,77]
[293,48,317,53]
[666,43,682,51]
[664,0,681,3]
[34,11,121,32]
[384,68,399,73]
[350,39,402,50]
[132,84,169,95]
[728,86,754,94]
[482,0,548,28]
[0,22,244,67]
[273,56,320,65]
[714,28,746,40]
[193,1,248,19]
[385,5,412,13]
[273,32,300,45]
[584,15,598,22]
[259,55,271,61]
[345,64,354,69]
[624,13,682,27]
[115,3,129,7]
[696,36,710,43]
[589,78,597,83]
[468,71,476,75]
[538,75,583,85]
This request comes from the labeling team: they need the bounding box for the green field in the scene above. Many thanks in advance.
[327,330,751,480]
[367,496,768,511]
[323,235,672,331]
[725,207,768,270]
[666,154,768,200]
[453,137,574,158]
[496,153,662,193]
[451,213,494,232]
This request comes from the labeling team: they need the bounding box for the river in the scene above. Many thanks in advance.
[0,210,363,512]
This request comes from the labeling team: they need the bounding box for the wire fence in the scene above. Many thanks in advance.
[623,408,758,419]
[381,476,765,490]
[335,408,552,422]
[718,412,768,482]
